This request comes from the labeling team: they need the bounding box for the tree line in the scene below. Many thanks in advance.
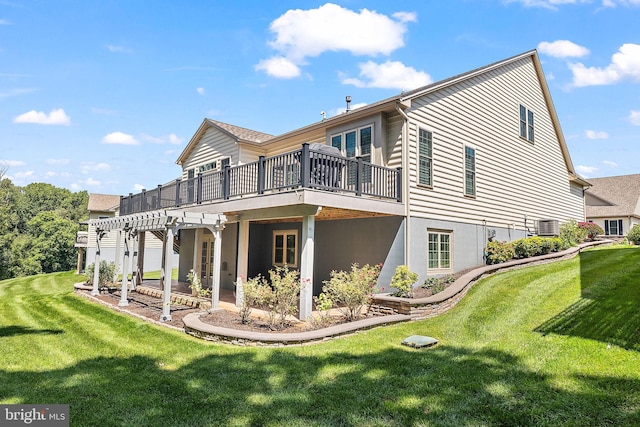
[0,174,88,280]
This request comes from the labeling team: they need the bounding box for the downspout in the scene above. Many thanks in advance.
[395,102,411,268]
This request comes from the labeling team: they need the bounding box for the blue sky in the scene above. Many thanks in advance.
[1,0,639,195]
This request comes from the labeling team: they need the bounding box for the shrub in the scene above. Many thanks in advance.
[187,269,211,298]
[310,292,333,328]
[322,263,381,321]
[512,238,539,259]
[85,261,116,287]
[628,224,640,245]
[485,240,514,264]
[390,265,418,297]
[239,274,271,324]
[559,219,587,249]
[422,277,445,294]
[267,266,303,330]
[578,222,604,241]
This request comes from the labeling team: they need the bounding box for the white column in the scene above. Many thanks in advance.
[299,214,315,320]
[91,231,103,296]
[192,229,200,274]
[210,223,224,310]
[113,229,122,284]
[118,231,130,307]
[161,225,175,322]
[235,220,249,307]
[130,231,139,291]
[137,231,146,286]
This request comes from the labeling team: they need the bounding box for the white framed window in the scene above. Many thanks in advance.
[428,230,452,270]
[330,124,373,162]
[605,219,623,236]
[464,145,476,197]
[418,128,433,187]
[519,104,534,142]
[273,230,298,267]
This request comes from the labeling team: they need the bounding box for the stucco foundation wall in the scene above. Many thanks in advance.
[408,216,527,282]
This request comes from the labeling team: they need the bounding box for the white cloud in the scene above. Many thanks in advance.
[133,183,145,192]
[196,87,205,95]
[0,19,11,25]
[257,3,415,78]
[341,60,432,90]
[0,159,26,167]
[13,170,35,178]
[538,40,589,58]
[102,131,139,145]
[569,43,640,87]
[255,56,301,78]
[0,88,38,98]
[602,0,640,6]
[140,133,184,145]
[81,162,112,174]
[84,177,101,186]
[602,160,618,167]
[333,102,368,116]
[628,110,640,125]
[107,45,133,53]
[576,165,599,175]
[46,158,70,165]
[505,0,590,10]
[585,130,609,139]
[13,108,71,125]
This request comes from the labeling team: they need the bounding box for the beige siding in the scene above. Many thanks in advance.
[181,128,240,179]
[384,112,404,169]
[406,57,584,229]
[87,211,118,248]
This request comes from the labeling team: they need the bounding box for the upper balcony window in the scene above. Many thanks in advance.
[330,125,372,163]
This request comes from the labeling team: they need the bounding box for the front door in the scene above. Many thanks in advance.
[199,236,215,287]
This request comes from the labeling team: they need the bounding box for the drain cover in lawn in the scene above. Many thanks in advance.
[402,335,438,348]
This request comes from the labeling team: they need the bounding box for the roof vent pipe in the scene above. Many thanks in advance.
[346,96,352,112]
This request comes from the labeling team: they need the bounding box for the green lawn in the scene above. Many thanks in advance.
[1,246,639,426]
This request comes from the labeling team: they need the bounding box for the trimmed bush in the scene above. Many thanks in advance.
[485,241,514,264]
[559,219,587,249]
[322,263,381,321]
[390,265,418,298]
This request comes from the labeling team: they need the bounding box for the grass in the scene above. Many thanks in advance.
[1,245,639,426]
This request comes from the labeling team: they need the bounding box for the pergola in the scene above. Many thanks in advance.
[91,210,227,321]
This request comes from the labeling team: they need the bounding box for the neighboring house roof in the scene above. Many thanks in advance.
[175,50,587,186]
[87,193,120,212]
[585,174,640,218]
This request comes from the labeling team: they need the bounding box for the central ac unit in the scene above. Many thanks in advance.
[537,219,559,236]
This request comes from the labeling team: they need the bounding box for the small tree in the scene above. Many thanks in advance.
[390,265,418,298]
[578,222,604,241]
[627,224,640,245]
[85,261,116,287]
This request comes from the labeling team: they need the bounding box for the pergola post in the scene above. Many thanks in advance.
[137,231,146,286]
[210,221,225,311]
[235,220,249,307]
[118,230,130,307]
[113,229,122,284]
[130,231,139,291]
[161,223,175,321]
[91,230,103,296]
[299,214,315,320]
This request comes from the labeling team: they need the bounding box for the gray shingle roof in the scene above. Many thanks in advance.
[585,174,640,218]
[206,119,274,144]
[87,193,120,212]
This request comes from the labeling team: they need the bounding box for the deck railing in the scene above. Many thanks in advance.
[120,143,402,215]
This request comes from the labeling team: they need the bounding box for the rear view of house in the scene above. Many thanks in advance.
[90,50,587,321]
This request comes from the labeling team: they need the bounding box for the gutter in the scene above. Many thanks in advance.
[395,102,411,268]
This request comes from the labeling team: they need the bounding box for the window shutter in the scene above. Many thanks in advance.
[605,221,609,235]
[619,220,623,235]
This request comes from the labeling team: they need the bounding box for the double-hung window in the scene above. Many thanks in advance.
[428,231,452,270]
[519,105,534,142]
[605,219,623,236]
[418,128,433,187]
[464,146,476,197]
[273,230,298,267]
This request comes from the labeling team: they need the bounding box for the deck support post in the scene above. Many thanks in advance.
[209,219,225,310]
[299,213,316,320]
[235,220,249,307]
[161,223,176,322]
